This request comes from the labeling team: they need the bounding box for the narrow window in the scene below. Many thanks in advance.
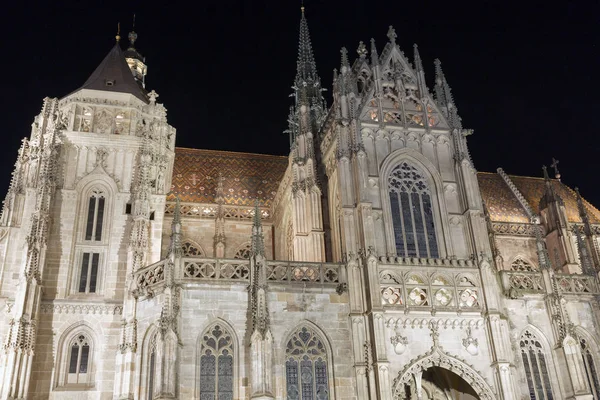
[85,189,106,241]
[125,203,132,214]
[199,324,234,399]
[285,326,329,399]
[581,339,600,399]
[67,335,90,384]
[388,162,439,258]
[147,334,157,400]
[520,330,554,400]
[79,253,99,293]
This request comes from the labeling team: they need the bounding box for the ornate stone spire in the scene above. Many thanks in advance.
[295,7,319,90]
[169,196,183,258]
[540,165,564,210]
[434,59,462,130]
[123,15,147,88]
[413,44,428,98]
[251,201,265,257]
[213,173,226,257]
[575,187,593,237]
[575,187,600,272]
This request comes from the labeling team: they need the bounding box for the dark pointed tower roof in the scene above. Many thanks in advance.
[71,42,148,103]
[295,7,319,86]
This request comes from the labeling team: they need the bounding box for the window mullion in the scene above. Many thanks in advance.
[76,345,82,382]
[418,192,431,258]
[397,191,408,256]
[86,255,92,293]
[407,192,419,257]
[92,198,99,240]
[535,350,548,400]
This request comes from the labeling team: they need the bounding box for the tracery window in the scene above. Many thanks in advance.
[78,252,99,293]
[388,162,438,258]
[234,243,251,259]
[285,326,329,400]
[520,330,554,400]
[512,257,536,271]
[182,240,204,257]
[147,334,157,400]
[68,334,90,384]
[85,189,105,241]
[199,324,234,400]
[580,338,600,399]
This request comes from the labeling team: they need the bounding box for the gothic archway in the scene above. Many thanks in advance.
[392,348,495,400]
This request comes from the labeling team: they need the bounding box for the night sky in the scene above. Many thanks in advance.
[1,1,599,206]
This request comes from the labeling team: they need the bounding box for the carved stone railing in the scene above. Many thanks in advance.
[555,274,599,294]
[134,259,167,293]
[500,271,545,297]
[182,257,250,282]
[265,261,342,285]
[165,202,271,221]
[491,222,537,236]
[378,266,483,311]
[378,256,475,268]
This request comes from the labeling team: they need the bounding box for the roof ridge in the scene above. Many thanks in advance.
[174,147,288,159]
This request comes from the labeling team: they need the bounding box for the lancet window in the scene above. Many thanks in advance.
[199,324,234,400]
[520,330,554,400]
[388,162,438,258]
[285,326,329,400]
[78,252,99,293]
[580,338,600,399]
[68,334,90,384]
[147,334,157,400]
[85,189,105,241]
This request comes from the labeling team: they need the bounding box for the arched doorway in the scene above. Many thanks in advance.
[402,366,479,399]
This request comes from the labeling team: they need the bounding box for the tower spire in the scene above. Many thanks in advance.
[123,16,147,88]
[251,200,265,257]
[434,59,462,129]
[116,22,121,42]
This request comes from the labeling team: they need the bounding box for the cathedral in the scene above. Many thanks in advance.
[1,9,600,400]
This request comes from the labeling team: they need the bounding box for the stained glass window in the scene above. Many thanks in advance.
[67,335,90,384]
[285,326,329,400]
[85,189,105,241]
[580,338,600,399]
[199,324,234,400]
[520,330,554,400]
[388,162,438,258]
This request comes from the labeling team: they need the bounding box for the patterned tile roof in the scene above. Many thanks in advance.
[477,172,600,224]
[169,148,289,206]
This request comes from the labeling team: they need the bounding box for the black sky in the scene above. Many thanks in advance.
[0,1,598,206]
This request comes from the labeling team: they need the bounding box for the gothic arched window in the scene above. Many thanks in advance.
[68,334,90,384]
[388,162,439,258]
[182,240,204,257]
[147,334,157,400]
[520,330,554,400]
[85,188,106,241]
[199,324,234,399]
[234,243,251,259]
[285,326,329,400]
[580,338,600,398]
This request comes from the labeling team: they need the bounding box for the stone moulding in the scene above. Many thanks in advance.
[491,222,536,236]
[39,302,123,315]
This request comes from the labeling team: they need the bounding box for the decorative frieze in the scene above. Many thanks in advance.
[491,222,536,236]
[165,201,271,221]
[39,302,123,315]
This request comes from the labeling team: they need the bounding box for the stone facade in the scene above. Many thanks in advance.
[1,13,600,400]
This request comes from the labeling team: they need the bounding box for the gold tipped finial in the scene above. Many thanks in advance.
[301,0,305,14]
[116,22,121,42]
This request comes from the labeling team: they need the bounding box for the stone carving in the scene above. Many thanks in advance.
[462,327,479,355]
[390,328,409,355]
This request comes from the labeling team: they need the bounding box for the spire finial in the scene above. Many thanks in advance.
[542,165,550,181]
[357,41,367,59]
[116,22,121,42]
[387,25,397,44]
[340,47,349,69]
[128,14,138,48]
[251,200,265,257]
[551,158,561,180]
[301,0,305,14]
[370,38,379,65]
